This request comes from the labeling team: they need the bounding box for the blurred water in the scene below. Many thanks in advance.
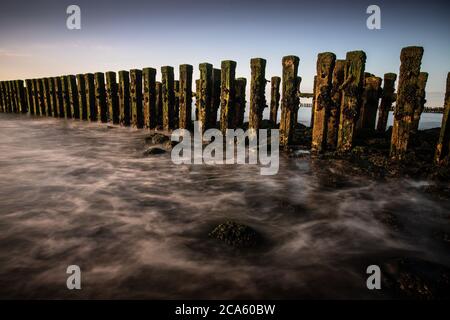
[0,113,449,299]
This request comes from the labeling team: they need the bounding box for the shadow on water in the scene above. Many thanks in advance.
[0,113,449,299]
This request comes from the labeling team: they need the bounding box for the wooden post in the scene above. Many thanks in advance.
[234,78,247,128]
[143,68,157,128]
[61,76,72,118]
[199,63,213,132]
[41,78,51,116]
[11,81,18,113]
[357,74,382,131]
[312,52,336,153]
[0,82,5,113]
[293,76,302,126]
[94,72,107,123]
[3,82,9,113]
[327,59,345,149]
[105,71,119,124]
[280,55,300,146]
[310,75,317,128]
[155,81,163,127]
[270,76,281,124]
[412,72,428,132]
[129,69,143,128]
[48,78,58,118]
[55,77,64,117]
[161,66,175,130]
[6,81,13,113]
[220,60,236,133]
[195,79,200,121]
[118,71,130,126]
[435,72,450,166]
[337,51,367,152]
[249,58,267,131]
[174,80,180,129]
[85,73,96,121]
[67,75,80,119]
[76,74,87,120]
[16,80,27,114]
[390,46,424,160]
[37,78,47,116]
[211,68,221,128]
[376,73,397,132]
[179,64,193,129]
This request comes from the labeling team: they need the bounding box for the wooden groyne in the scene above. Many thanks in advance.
[0,46,449,167]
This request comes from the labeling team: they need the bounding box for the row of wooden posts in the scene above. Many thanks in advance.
[0,47,449,165]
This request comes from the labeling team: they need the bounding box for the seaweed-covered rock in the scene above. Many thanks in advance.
[145,132,170,145]
[143,147,166,156]
[209,220,261,248]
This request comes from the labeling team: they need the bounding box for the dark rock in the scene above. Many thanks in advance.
[143,147,166,156]
[209,220,261,248]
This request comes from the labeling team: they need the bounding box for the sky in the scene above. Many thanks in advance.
[0,0,449,105]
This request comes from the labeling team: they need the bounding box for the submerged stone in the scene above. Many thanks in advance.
[209,220,261,248]
[143,147,166,156]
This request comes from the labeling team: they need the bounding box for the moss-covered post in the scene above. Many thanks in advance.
[6,81,14,113]
[67,75,79,119]
[118,71,130,126]
[211,68,221,128]
[129,69,143,128]
[143,68,156,128]
[155,81,163,127]
[412,72,428,132]
[105,72,119,124]
[174,80,180,129]
[327,59,345,149]
[37,78,46,116]
[280,55,300,146]
[41,78,51,116]
[55,77,64,118]
[76,74,87,120]
[376,73,397,132]
[0,82,5,113]
[199,63,213,132]
[16,80,27,114]
[84,73,96,121]
[3,82,10,113]
[195,79,200,121]
[249,58,267,131]
[220,60,236,133]
[9,81,16,113]
[435,72,450,166]
[61,76,72,118]
[161,66,175,131]
[94,72,107,123]
[234,78,247,128]
[48,78,58,118]
[337,51,366,152]
[390,46,424,160]
[357,74,382,131]
[293,76,302,125]
[270,76,281,124]
[179,64,193,129]
[311,52,336,153]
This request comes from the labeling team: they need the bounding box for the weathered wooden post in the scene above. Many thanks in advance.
[270,76,281,124]
[61,76,72,118]
[76,74,87,120]
[337,51,367,152]
[85,73,96,121]
[16,80,27,114]
[129,69,143,128]
[174,80,180,129]
[48,78,58,118]
[234,78,247,128]
[3,82,10,113]
[220,60,236,133]
[390,46,424,160]
[67,75,80,119]
[11,81,19,113]
[310,75,317,128]
[199,63,213,132]
[118,71,130,126]
[327,59,345,149]
[211,68,221,128]
[37,78,46,116]
[0,82,5,113]
[143,68,156,128]
[357,73,382,131]
[161,66,175,130]
[94,72,107,123]
[376,73,397,132]
[311,52,336,153]
[105,71,119,124]
[195,79,200,121]
[6,81,13,113]
[179,64,193,129]
[41,78,51,116]
[280,55,300,146]
[249,58,267,131]
[155,81,163,127]
[412,72,428,132]
[1,81,7,113]
[55,77,64,118]
[293,76,302,125]
[435,72,450,166]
